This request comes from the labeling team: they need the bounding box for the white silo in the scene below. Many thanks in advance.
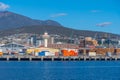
[42,32,50,47]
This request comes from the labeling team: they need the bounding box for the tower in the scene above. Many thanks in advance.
[42,32,50,47]
[28,35,37,46]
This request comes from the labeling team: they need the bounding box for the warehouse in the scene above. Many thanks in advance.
[0,42,26,54]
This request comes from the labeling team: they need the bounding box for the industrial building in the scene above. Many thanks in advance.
[0,42,26,54]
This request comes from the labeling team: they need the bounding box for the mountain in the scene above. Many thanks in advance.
[0,11,62,30]
[0,25,120,39]
[0,11,119,38]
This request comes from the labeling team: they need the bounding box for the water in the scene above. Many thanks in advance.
[0,61,120,80]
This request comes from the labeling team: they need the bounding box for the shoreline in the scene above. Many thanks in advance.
[0,56,120,61]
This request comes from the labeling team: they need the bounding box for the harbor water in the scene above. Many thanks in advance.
[0,61,120,80]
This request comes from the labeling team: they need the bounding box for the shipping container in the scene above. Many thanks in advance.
[38,51,46,56]
[34,52,39,56]
[88,52,96,57]
[26,48,34,54]
[45,51,55,56]
[55,52,59,56]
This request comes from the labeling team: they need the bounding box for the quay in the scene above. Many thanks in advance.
[0,56,120,61]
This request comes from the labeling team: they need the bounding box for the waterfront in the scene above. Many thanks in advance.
[1,55,120,61]
[0,61,120,80]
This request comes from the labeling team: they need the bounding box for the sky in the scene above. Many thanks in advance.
[0,0,120,34]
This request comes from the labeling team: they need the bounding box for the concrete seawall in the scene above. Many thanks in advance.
[0,56,120,61]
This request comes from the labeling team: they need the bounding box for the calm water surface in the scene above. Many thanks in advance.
[0,61,120,80]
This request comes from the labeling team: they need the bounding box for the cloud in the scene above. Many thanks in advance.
[91,10,101,13]
[50,13,67,18]
[96,22,112,27]
[0,2,10,10]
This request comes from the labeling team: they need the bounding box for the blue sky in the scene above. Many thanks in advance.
[0,0,120,34]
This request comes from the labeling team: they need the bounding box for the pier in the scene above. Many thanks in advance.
[0,56,120,61]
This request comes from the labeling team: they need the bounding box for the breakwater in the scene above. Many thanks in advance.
[0,56,120,61]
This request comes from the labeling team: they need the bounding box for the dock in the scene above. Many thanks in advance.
[0,56,120,61]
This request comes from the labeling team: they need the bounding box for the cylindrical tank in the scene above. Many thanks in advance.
[61,49,78,56]
[69,50,78,56]
[61,49,69,56]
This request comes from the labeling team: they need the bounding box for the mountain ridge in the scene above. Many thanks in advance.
[0,11,119,38]
[0,11,62,30]
[0,25,119,39]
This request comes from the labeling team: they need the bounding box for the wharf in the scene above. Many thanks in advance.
[0,56,120,61]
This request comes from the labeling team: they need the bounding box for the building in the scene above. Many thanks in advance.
[42,32,50,47]
[36,39,44,47]
[27,35,37,47]
[0,42,26,53]
[79,37,98,48]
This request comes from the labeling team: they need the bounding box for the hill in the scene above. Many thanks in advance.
[0,11,61,30]
[0,11,119,38]
[0,25,119,39]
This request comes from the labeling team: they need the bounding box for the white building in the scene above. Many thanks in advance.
[0,42,26,53]
[42,32,50,47]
